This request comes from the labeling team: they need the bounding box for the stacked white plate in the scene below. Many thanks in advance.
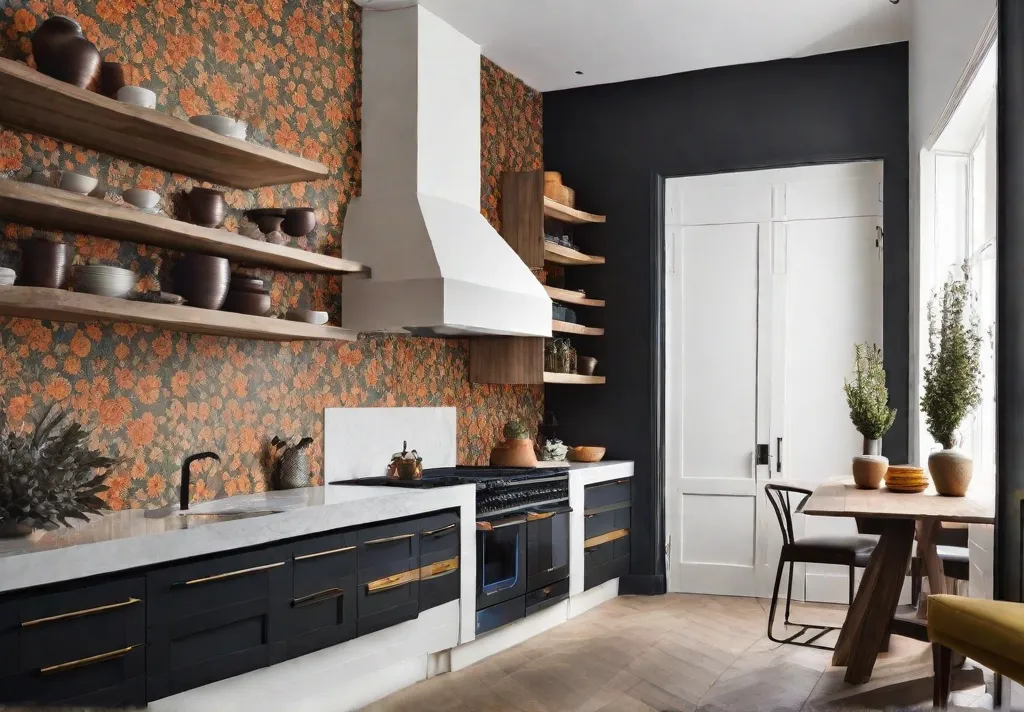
[0,268,14,286]
[73,265,137,298]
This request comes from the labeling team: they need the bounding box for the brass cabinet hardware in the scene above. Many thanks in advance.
[583,528,629,550]
[292,587,344,608]
[21,597,141,628]
[364,533,414,545]
[40,645,138,675]
[294,545,355,562]
[419,557,459,580]
[476,515,527,531]
[527,511,555,521]
[177,561,284,587]
[366,568,419,593]
[422,523,458,537]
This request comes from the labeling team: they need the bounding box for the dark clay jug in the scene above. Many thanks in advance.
[32,16,100,90]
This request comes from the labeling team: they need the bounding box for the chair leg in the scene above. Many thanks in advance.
[767,556,786,641]
[784,559,795,623]
[932,643,952,708]
[848,565,855,605]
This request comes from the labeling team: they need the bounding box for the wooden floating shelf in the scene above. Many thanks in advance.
[552,320,604,336]
[0,58,328,189]
[543,196,606,224]
[544,285,605,307]
[544,243,606,266]
[543,372,606,385]
[0,287,357,342]
[0,181,367,275]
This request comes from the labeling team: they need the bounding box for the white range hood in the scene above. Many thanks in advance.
[342,5,552,338]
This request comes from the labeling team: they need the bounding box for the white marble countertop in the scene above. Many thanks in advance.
[0,484,475,595]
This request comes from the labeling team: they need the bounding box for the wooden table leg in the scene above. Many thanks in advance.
[832,518,916,684]
[916,520,947,619]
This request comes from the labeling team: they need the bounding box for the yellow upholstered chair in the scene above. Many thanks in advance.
[928,594,1024,707]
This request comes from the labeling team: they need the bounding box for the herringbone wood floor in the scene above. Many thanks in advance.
[365,595,991,712]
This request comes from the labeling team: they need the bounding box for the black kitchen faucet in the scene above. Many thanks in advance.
[180,452,220,511]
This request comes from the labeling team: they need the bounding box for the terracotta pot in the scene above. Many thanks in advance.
[20,239,72,288]
[31,16,82,78]
[489,438,538,468]
[928,449,973,497]
[852,455,888,490]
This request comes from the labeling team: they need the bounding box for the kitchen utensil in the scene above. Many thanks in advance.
[285,308,328,325]
[58,171,98,195]
[20,240,72,289]
[222,289,271,316]
[99,60,125,98]
[281,207,316,237]
[578,356,598,376]
[122,188,160,210]
[387,441,424,480]
[567,446,606,463]
[73,265,137,298]
[117,86,156,109]
[32,16,100,89]
[186,188,226,228]
[189,115,247,139]
[174,254,230,310]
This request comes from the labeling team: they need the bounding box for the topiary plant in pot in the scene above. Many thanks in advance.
[921,264,983,496]
[844,343,897,489]
[0,403,116,537]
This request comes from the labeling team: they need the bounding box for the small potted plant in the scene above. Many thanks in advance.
[0,403,116,537]
[489,421,538,468]
[844,343,897,489]
[921,265,983,496]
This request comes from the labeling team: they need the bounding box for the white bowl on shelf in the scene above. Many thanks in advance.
[58,172,99,195]
[189,115,247,140]
[122,188,161,210]
[117,86,157,109]
[73,265,137,298]
[0,267,15,286]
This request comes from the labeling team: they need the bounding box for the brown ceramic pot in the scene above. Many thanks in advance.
[31,16,82,78]
[99,60,126,98]
[489,438,538,468]
[928,449,973,497]
[281,207,316,237]
[222,289,271,316]
[187,188,226,228]
[20,239,72,289]
[175,254,230,310]
[48,34,101,90]
[229,275,266,293]
[852,455,888,490]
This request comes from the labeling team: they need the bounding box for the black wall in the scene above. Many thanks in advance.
[543,43,910,593]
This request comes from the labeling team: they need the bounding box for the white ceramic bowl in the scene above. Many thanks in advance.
[73,266,137,298]
[189,115,247,140]
[286,308,329,326]
[59,172,99,195]
[117,86,156,109]
[122,188,160,210]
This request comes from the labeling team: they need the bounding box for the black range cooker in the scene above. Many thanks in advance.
[334,466,571,635]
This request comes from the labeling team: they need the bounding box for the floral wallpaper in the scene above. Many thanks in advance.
[0,0,544,509]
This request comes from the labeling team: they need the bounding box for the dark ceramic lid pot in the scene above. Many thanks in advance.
[31,16,82,78]
[222,290,272,316]
[281,208,317,237]
[186,188,226,229]
[19,239,72,289]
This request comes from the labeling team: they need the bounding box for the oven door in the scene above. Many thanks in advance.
[526,504,572,591]
[476,514,527,610]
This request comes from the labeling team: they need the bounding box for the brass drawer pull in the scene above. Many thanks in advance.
[40,644,138,675]
[294,545,355,562]
[366,568,419,593]
[477,515,527,531]
[420,556,459,580]
[527,511,554,521]
[422,523,458,537]
[292,587,344,608]
[364,533,414,545]
[177,561,284,587]
[21,597,141,628]
[584,528,629,550]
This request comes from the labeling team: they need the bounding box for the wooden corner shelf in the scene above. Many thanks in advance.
[543,372,606,385]
[552,320,604,336]
[543,196,606,224]
[544,243,606,266]
[0,287,358,342]
[0,181,368,275]
[0,58,328,189]
[544,286,605,307]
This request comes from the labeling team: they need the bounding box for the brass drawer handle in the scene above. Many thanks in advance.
[177,561,284,587]
[364,533,414,545]
[422,523,458,537]
[527,511,554,521]
[292,587,344,608]
[366,568,419,593]
[477,515,527,531]
[21,597,141,628]
[420,556,459,581]
[584,528,629,550]
[294,545,355,562]
[40,644,138,675]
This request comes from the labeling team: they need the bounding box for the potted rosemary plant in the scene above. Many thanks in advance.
[921,265,983,496]
[844,343,897,489]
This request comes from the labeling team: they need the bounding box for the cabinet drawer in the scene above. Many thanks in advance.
[419,511,460,558]
[583,529,630,568]
[357,518,424,637]
[584,502,631,540]
[0,576,145,678]
[584,555,630,591]
[2,644,145,706]
[584,479,631,510]
[419,512,460,611]
[525,577,569,616]
[476,595,525,636]
[358,517,426,570]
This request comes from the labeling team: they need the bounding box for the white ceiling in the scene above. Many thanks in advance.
[359,0,910,91]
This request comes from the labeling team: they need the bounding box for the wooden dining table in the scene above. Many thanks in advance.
[798,480,995,684]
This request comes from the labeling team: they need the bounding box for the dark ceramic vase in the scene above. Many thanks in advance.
[33,17,100,90]
[100,60,126,98]
[281,208,316,237]
[175,254,230,310]
[187,188,226,229]
[20,239,72,289]
[31,16,81,77]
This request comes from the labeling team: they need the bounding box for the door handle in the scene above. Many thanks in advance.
[777,437,783,473]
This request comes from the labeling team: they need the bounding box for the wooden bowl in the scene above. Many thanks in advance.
[568,446,606,463]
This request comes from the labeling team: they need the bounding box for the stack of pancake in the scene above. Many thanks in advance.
[884,465,929,493]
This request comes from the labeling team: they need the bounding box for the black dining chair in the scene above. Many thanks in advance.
[765,483,880,649]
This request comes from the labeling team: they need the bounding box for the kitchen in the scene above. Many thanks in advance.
[0,1,632,709]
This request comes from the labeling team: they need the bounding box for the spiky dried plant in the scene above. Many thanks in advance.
[843,343,897,441]
[0,404,116,530]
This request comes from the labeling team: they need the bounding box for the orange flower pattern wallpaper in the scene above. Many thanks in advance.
[0,0,544,509]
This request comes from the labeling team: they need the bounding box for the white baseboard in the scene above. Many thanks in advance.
[449,599,570,671]
[568,579,619,618]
